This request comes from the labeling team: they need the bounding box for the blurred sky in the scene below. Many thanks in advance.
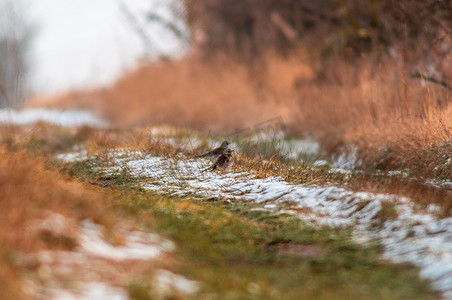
[26,0,186,95]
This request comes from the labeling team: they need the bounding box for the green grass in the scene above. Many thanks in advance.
[0,125,441,298]
[9,124,450,215]
[61,158,437,299]
[111,190,436,299]
[374,201,398,228]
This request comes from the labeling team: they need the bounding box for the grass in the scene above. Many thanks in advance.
[0,123,443,299]
[374,201,399,228]
[27,52,452,180]
[6,122,449,214]
[3,121,452,217]
[0,147,119,300]
[109,188,436,300]
[59,139,439,299]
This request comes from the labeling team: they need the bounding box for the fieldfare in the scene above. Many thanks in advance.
[195,140,230,159]
[209,148,234,171]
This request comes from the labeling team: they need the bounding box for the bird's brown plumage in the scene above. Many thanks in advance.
[195,141,230,159]
[210,148,234,171]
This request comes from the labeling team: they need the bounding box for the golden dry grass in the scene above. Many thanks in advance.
[27,54,306,134]
[26,53,451,177]
[0,149,113,250]
[294,57,451,177]
[0,123,444,298]
[0,147,116,299]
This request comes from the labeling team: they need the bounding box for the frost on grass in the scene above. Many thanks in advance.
[64,150,452,299]
[0,108,108,127]
[23,213,194,300]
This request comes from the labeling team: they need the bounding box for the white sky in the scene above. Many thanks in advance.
[25,0,186,95]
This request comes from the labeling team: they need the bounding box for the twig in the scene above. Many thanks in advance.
[117,0,161,59]
[147,12,186,41]
[411,72,450,89]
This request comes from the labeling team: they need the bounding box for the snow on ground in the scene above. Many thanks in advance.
[155,270,200,295]
[79,220,175,261]
[0,109,109,127]
[330,147,359,171]
[57,149,89,162]
[24,213,196,300]
[59,150,452,298]
[48,283,128,300]
[283,138,320,158]
[425,179,452,190]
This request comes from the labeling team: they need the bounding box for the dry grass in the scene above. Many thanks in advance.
[0,147,116,299]
[294,56,451,178]
[27,52,451,178]
[27,54,308,134]
[0,123,444,298]
[0,148,114,250]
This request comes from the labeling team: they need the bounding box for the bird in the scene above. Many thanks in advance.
[209,148,234,172]
[195,141,230,159]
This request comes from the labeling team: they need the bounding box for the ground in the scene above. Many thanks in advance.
[1,111,451,299]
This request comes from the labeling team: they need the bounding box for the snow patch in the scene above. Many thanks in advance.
[79,220,175,261]
[330,147,358,170]
[24,213,181,300]
[56,150,89,162]
[284,138,320,157]
[425,179,452,190]
[0,109,108,127]
[62,150,452,298]
[50,282,128,300]
[155,269,200,295]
